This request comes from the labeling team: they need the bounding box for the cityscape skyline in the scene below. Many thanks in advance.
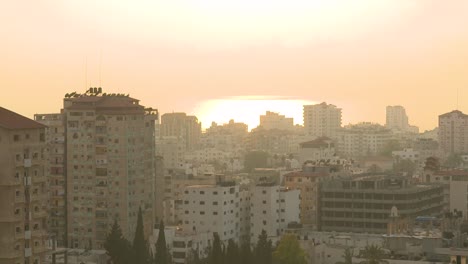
[0,89,455,132]
[3,1,468,263]
[2,1,468,131]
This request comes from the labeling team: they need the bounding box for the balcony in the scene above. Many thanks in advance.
[24,159,32,168]
[24,176,31,186]
[33,245,48,254]
[15,194,25,203]
[33,210,48,219]
[32,229,46,238]
[32,175,47,183]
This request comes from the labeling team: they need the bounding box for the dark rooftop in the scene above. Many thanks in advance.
[0,107,46,130]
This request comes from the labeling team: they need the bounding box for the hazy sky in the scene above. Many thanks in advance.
[1,0,468,130]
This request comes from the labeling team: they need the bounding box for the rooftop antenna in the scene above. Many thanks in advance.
[457,87,459,110]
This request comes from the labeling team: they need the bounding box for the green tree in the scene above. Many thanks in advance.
[240,242,253,264]
[343,247,353,264]
[244,151,269,172]
[380,140,401,157]
[424,156,440,171]
[104,219,132,264]
[155,220,169,264]
[444,153,463,168]
[133,207,150,264]
[225,239,239,264]
[272,234,306,264]
[255,230,272,264]
[362,245,385,264]
[393,159,416,176]
[209,233,224,264]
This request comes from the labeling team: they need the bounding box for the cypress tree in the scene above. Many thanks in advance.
[255,230,272,264]
[225,239,239,264]
[104,219,132,264]
[155,220,168,264]
[209,233,224,264]
[240,242,253,264]
[133,207,150,264]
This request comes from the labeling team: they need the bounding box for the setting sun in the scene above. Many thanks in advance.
[194,97,316,131]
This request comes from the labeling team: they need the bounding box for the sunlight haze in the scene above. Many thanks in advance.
[1,0,468,130]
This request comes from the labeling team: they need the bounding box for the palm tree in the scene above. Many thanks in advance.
[362,245,385,264]
[343,248,353,264]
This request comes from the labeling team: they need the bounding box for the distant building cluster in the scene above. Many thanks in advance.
[4,91,468,263]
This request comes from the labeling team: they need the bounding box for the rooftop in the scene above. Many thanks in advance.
[0,107,46,130]
[300,136,334,148]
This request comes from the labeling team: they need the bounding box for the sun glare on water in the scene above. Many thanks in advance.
[193,97,316,131]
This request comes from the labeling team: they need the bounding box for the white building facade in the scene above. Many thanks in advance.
[250,184,300,245]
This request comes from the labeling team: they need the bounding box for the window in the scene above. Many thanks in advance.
[13,135,20,141]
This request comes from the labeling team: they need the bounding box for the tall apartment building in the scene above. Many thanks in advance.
[156,136,186,170]
[160,113,201,151]
[180,182,245,244]
[259,111,294,131]
[202,120,248,152]
[439,110,468,155]
[283,166,330,229]
[320,175,444,233]
[0,107,49,264]
[337,123,393,158]
[58,89,158,249]
[303,102,342,140]
[34,113,67,247]
[250,183,300,245]
[386,106,409,131]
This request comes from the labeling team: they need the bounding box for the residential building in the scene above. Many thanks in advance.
[259,111,294,131]
[337,123,393,158]
[298,137,336,165]
[156,136,186,170]
[448,172,468,218]
[386,105,409,131]
[283,166,331,229]
[154,156,165,222]
[245,127,306,155]
[303,102,342,140]
[160,113,201,151]
[392,148,420,163]
[412,138,439,164]
[61,89,158,249]
[320,175,444,233]
[0,107,49,264]
[250,183,300,245]
[34,113,67,247]
[180,182,243,244]
[438,110,468,155]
